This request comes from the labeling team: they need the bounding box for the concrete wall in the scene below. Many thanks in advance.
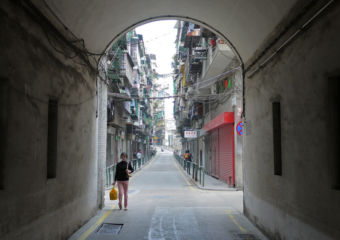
[202,73,244,188]
[243,2,340,239]
[106,128,116,166]
[96,78,107,209]
[2,0,339,239]
[0,2,102,239]
[234,70,243,189]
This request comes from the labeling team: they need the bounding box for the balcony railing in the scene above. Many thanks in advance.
[120,52,134,85]
[130,87,139,97]
[197,40,235,90]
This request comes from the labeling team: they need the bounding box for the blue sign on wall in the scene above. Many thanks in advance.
[236,121,243,136]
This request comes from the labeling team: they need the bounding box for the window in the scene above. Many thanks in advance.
[0,79,8,189]
[111,135,114,155]
[272,102,282,176]
[47,99,58,179]
[328,77,340,190]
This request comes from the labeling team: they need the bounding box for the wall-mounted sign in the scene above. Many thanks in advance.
[184,130,197,138]
[217,38,231,51]
[193,48,207,60]
[236,121,243,136]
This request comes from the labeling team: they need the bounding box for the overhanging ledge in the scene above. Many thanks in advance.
[204,112,234,132]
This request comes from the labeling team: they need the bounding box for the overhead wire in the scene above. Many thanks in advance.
[193,65,241,88]
[32,0,243,83]
[20,0,111,118]
[23,0,243,124]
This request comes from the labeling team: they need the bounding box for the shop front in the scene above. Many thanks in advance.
[204,112,235,186]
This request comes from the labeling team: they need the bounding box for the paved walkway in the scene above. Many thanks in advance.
[195,173,236,191]
[69,151,267,240]
[173,156,237,191]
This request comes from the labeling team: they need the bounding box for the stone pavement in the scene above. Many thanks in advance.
[69,151,267,240]
[172,154,238,191]
[194,173,237,191]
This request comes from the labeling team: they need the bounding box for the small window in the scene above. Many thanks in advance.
[111,135,114,155]
[0,79,8,189]
[328,77,340,190]
[47,99,58,179]
[272,101,282,176]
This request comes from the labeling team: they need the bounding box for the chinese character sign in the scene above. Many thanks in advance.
[184,131,197,138]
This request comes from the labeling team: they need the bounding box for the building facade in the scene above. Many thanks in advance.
[173,21,244,188]
[105,30,155,172]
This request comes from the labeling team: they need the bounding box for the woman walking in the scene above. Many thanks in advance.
[113,152,134,210]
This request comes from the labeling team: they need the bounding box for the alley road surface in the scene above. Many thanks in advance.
[70,150,267,240]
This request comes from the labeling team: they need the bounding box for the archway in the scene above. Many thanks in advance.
[1,0,339,239]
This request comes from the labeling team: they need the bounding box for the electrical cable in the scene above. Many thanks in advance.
[22,0,98,71]
[41,0,106,57]
[134,31,174,44]
[36,4,239,100]
[246,0,334,77]
[21,1,239,119]
[194,66,241,88]
[36,1,246,112]
[42,27,78,59]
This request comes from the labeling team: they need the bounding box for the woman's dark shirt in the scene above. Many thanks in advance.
[114,161,134,181]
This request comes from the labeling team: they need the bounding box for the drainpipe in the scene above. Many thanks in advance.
[246,0,334,78]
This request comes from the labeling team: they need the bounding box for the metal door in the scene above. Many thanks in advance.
[210,129,219,177]
[218,124,235,186]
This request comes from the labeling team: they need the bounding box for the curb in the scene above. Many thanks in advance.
[174,157,239,192]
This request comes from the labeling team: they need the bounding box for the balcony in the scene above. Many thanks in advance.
[177,117,191,128]
[120,52,134,86]
[189,103,203,120]
[190,61,202,74]
[184,29,201,48]
[197,39,235,91]
[130,87,139,97]
[184,54,202,85]
[130,110,138,121]
[192,47,207,60]
[143,88,150,97]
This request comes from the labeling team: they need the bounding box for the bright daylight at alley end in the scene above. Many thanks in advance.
[1,1,340,240]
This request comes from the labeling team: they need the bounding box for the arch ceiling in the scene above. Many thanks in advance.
[34,0,297,63]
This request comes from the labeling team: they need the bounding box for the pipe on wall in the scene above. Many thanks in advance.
[246,0,334,78]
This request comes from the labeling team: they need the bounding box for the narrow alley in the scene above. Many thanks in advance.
[70,150,266,240]
[2,1,340,239]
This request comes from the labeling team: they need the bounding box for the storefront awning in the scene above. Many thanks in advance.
[203,112,234,132]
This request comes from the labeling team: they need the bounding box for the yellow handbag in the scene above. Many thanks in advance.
[126,167,132,178]
[110,187,118,200]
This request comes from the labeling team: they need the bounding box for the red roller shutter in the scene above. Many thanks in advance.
[210,129,219,178]
[218,124,235,186]
[204,112,235,185]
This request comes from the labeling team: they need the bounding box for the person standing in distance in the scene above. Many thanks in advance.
[113,152,134,210]
[184,150,192,162]
[137,149,142,161]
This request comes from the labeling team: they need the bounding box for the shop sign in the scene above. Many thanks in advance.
[217,39,231,51]
[184,130,197,138]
